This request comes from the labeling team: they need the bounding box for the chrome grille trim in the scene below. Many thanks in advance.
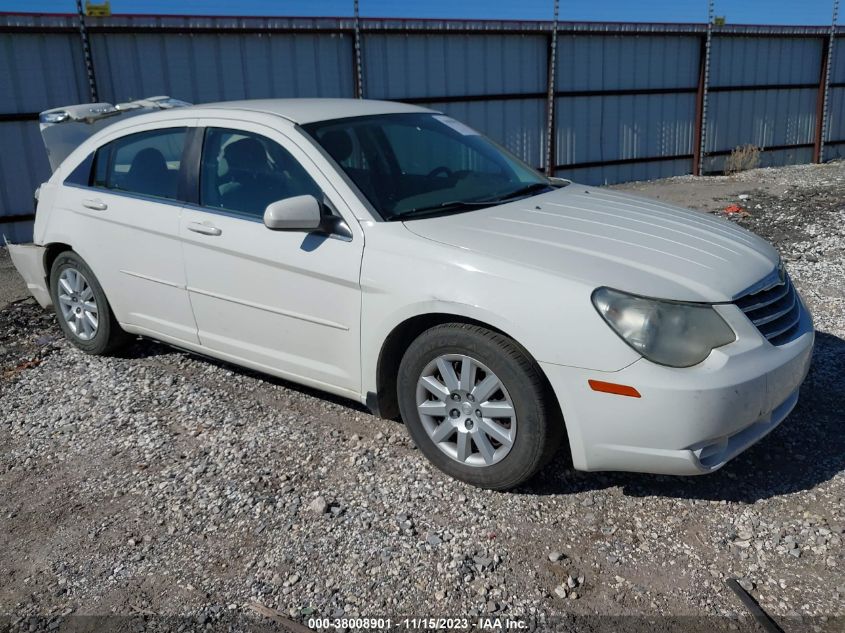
[751,292,798,327]
[735,278,791,313]
[762,308,801,341]
[734,270,801,346]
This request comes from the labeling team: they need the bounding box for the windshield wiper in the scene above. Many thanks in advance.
[481,182,555,203]
[389,181,558,221]
[390,199,501,221]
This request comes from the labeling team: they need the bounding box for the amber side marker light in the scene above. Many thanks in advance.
[588,380,642,398]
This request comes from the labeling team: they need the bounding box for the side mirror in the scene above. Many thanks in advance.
[263,195,322,231]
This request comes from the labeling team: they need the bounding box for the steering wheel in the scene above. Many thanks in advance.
[427,166,454,179]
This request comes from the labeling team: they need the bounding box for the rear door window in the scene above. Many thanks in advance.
[93,128,187,201]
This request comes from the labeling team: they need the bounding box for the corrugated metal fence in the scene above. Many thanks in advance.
[1,14,843,241]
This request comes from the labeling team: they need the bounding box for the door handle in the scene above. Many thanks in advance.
[187,222,222,236]
[81,198,107,211]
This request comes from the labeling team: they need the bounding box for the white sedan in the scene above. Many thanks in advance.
[9,98,814,490]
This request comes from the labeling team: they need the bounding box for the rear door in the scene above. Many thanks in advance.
[179,120,364,396]
[56,121,199,344]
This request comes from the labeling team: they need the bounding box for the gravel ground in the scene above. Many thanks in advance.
[1,161,844,632]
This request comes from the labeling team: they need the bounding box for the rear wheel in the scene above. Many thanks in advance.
[397,323,562,490]
[49,251,129,355]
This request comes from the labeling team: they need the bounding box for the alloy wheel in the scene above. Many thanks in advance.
[415,354,516,467]
[57,268,99,341]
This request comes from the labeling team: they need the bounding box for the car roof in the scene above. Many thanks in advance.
[47,98,439,172]
[199,98,436,124]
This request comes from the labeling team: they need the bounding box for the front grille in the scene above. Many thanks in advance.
[734,271,801,346]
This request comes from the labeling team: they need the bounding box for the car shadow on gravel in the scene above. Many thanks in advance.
[528,330,845,504]
[118,336,374,414]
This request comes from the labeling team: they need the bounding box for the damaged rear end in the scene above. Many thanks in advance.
[4,96,191,308]
[38,95,190,170]
[5,238,52,308]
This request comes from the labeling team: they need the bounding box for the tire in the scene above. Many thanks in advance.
[49,251,129,355]
[397,323,563,490]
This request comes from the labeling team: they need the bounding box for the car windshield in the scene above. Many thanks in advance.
[303,113,554,221]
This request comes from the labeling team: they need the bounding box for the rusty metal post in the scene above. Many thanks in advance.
[694,0,714,176]
[75,0,99,102]
[352,0,364,99]
[691,35,707,176]
[813,37,832,163]
[544,0,559,177]
[815,0,840,163]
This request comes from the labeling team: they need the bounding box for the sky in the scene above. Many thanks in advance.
[0,0,839,26]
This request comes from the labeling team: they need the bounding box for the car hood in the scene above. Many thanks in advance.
[401,185,779,302]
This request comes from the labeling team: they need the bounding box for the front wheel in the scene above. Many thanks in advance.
[397,323,562,490]
[49,251,129,355]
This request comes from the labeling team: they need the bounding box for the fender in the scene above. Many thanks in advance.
[361,297,529,400]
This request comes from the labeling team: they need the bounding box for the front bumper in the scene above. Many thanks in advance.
[542,300,814,475]
[5,241,51,308]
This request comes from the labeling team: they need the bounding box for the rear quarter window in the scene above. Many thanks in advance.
[64,153,94,186]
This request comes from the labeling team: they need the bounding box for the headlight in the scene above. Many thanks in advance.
[591,287,736,367]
